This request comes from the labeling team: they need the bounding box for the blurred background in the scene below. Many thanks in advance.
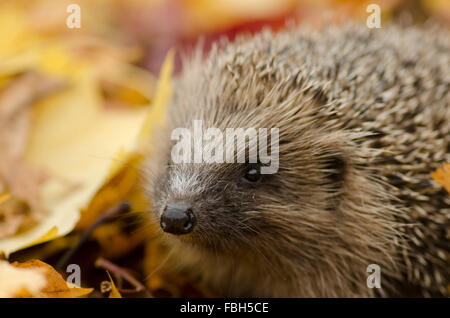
[1,0,449,75]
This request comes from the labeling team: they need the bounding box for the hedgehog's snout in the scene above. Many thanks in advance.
[160,201,197,235]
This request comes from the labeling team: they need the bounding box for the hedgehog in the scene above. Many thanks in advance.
[143,23,450,297]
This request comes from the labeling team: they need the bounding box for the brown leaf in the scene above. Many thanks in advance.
[12,259,93,298]
[0,260,46,297]
[431,163,450,193]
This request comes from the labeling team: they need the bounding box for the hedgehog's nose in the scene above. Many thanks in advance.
[160,202,196,235]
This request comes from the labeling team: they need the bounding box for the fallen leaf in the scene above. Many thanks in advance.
[77,49,175,248]
[0,260,47,297]
[0,71,64,239]
[0,71,63,209]
[107,271,122,298]
[431,163,450,193]
[12,259,92,298]
[138,48,175,153]
[0,41,155,256]
[0,197,36,239]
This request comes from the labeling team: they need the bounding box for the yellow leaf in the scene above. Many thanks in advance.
[0,46,150,256]
[0,5,39,56]
[138,48,175,153]
[107,271,122,298]
[0,193,10,205]
[25,226,59,248]
[76,155,141,231]
[431,163,450,193]
[0,260,47,297]
[12,259,93,298]
[0,16,165,254]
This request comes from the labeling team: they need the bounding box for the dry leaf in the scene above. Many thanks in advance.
[0,260,46,297]
[0,197,37,239]
[0,41,155,256]
[12,259,92,298]
[138,48,175,153]
[107,271,122,298]
[0,71,63,209]
[77,49,174,234]
[431,163,450,193]
[0,71,63,239]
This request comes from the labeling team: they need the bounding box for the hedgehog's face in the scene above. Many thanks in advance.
[150,158,272,250]
[147,123,352,258]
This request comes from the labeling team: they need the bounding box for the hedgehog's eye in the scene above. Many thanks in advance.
[243,166,261,183]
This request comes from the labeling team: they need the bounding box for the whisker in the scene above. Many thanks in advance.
[143,246,176,282]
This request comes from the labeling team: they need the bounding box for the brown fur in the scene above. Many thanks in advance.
[143,24,449,297]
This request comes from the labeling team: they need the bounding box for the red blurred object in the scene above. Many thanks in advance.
[118,0,296,75]
[178,11,294,62]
